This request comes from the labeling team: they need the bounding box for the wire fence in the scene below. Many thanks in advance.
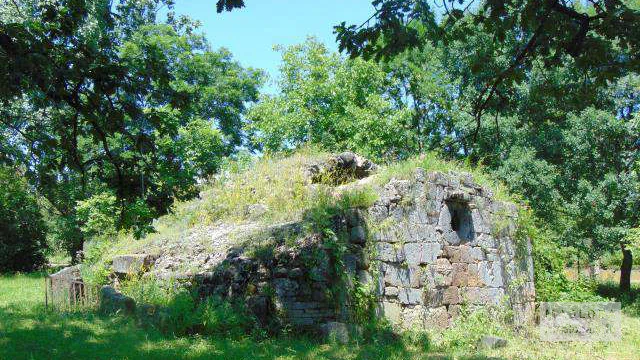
[45,276,100,311]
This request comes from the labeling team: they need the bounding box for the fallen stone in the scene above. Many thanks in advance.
[477,335,508,349]
[100,286,135,315]
[305,152,377,184]
[112,254,157,275]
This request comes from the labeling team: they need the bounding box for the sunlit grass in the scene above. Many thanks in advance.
[1,273,639,359]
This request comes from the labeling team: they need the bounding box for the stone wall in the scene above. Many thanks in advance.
[356,168,535,328]
[86,164,535,331]
[185,168,535,329]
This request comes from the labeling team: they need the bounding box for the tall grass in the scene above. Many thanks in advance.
[376,152,513,202]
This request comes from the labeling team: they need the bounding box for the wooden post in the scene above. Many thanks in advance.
[44,276,48,310]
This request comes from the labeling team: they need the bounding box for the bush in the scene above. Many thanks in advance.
[120,277,256,337]
[0,167,47,272]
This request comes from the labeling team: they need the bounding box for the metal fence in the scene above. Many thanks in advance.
[45,276,100,311]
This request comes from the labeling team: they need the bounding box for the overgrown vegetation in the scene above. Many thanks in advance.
[1,0,639,358]
[2,273,639,360]
[0,166,47,272]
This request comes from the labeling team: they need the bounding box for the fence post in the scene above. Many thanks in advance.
[44,276,48,310]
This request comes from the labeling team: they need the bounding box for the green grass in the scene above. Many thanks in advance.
[0,273,415,360]
[375,152,513,202]
[2,273,640,360]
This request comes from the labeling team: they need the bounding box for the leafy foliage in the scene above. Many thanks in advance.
[0,167,47,272]
[247,39,412,159]
[335,0,640,120]
[0,0,264,255]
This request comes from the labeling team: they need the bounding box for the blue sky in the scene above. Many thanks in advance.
[171,0,375,93]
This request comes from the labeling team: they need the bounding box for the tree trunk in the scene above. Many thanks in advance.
[620,243,633,293]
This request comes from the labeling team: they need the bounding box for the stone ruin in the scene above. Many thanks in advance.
[54,152,535,332]
[364,169,535,328]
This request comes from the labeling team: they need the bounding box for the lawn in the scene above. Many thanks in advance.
[1,273,639,360]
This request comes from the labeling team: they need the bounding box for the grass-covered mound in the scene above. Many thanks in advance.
[81,149,512,281]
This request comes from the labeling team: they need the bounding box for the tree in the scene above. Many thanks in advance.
[0,166,47,272]
[247,38,412,159]
[334,0,640,125]
[561,109,639,288]
[1,0,264,255]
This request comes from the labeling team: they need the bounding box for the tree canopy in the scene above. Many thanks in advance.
[1,0,263,255]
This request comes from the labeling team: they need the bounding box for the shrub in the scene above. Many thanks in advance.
[0,167,47,272]
[120,277,256,337]
[195,296,256,337]
[436,305,510,352]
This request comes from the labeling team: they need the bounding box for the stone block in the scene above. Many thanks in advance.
[407,208,430,226]
[444,245,484,263]
[478,261,504,288]
[398,288,422,305]
[290,316,315,326]
[423,306,449,329]
[112,254,157,275]
[471,209,490,234]
[448,304,462,320]
[321,322,350,344]
[442,287,461,305]
[383,264,420,287]
[289,302,321,310]
[451,263,469,286]
[100,286,135,315]
[357,270,373,286]
[466,263,483,287]
[402,305,425,328]
[385,286,399,296]
[461,287,504,305]
[368,205,388,222]
[404,243,441,265]
[376,243,398,262]
[427,171,449,186]
[422,288,443,307]
[380,301,402,325]
[273,278,299,297]
[289,268,303,278]
[343,254,358,276]
[350,226,366,244]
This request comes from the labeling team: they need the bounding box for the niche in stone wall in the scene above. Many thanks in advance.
[446,201,474,243]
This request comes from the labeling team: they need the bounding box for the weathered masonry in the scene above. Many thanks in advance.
[174,166,534,329]
[52,157,535,331]
[361,169,535,328]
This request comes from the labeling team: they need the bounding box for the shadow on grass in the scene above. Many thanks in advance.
[0,270,50,279]
[0,303,448,360]
[596,282,640,317]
